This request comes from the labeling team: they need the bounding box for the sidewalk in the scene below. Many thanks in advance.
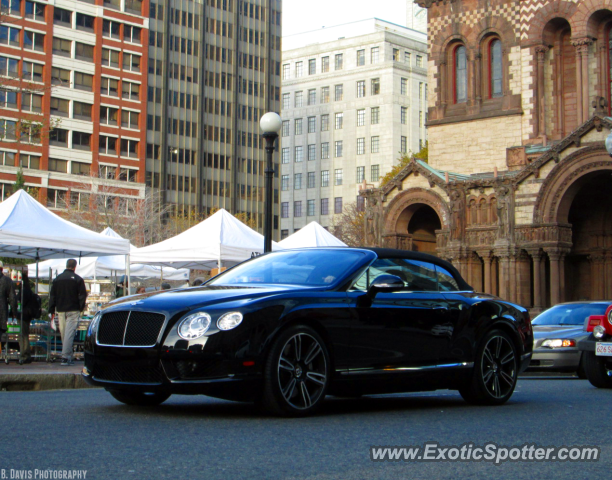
[0,360,97,391]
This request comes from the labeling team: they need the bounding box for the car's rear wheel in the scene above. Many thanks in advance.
[261,325,330,417]
[108,389,171,406]
[583,351,612,388]
[460,329,518,405]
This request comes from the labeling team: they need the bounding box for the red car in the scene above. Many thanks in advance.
[579,304,612,388]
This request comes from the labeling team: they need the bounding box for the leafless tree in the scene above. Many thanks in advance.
[330,202,367,247]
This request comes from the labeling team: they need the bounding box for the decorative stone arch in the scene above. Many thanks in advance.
[523,1,579,44]
[572,0,612,38]
[533,145,612,223]
[475,17,519,48]
[384,188,449,235]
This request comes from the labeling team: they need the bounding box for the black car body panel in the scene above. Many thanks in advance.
[83,248,532,402]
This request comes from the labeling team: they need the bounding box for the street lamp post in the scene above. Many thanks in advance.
[260,112,282,253]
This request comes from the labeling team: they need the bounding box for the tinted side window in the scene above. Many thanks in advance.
[400,259,438,291]
[436,265,459,291]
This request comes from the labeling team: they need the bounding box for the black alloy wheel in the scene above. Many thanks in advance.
[583,351,612,388]
[460,329,518,405]
[261,325,330,417]
[108,389,171,406]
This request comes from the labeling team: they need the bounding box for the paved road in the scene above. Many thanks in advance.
[0,378,610,479]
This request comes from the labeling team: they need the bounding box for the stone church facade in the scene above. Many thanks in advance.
[362,0,612,312]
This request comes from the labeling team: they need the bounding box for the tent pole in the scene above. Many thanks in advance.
[35,249,39,294]
[126,255,130,296]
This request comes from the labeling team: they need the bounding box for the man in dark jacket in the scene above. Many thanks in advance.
[49,259,87,366]
[0,261,18,356]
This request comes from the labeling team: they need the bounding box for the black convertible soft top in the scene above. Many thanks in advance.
[364,247,473,291]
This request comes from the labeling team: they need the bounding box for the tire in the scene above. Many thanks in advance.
[577,354,587,379]
[583,351,612,388]
[260,325,331,417]
[108,390,171,406]
[459,329,518,406]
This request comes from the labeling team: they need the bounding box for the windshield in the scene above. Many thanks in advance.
[532,303,608,326]
[208,250,367,287]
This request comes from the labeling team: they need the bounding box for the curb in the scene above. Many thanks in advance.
[0,373,99,392]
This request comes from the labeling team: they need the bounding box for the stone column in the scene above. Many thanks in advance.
[509,255,518,303]
[529,250,543,310]
[498,254,510,300]
[547,251,561,305]
[572,39,593,125]
[535,46,548,140]
[482,252,492,294]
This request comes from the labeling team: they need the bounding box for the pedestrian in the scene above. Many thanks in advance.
[18,270,35,364]
[49,259,88,366]
[0,261,18,357]
[136,286,146,294]
[192,278,205,287]
[161,283,171,290]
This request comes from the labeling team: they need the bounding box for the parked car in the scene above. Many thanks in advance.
[82,248,533,416]
[579,304,612,388]
[529,302,611,376]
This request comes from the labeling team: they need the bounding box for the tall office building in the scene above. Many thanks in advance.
[280,19,428,238]
[146,0,282,233]
[0,0,148,208]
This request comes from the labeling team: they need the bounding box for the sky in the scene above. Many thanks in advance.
[282,0,408,36]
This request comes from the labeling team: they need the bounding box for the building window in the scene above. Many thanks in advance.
[401,106,407,124]
[281,202,289,218]
[282,93,290,109]
[281,229,289,239]
[26,1,46,21]
[72,131,91,151]
[334,197,343,214]
[371,107,380,124]
[308,58,316,75]
[73,101,92,120]
[371,164,380,182]
[24,31,45,52]
[0,150,15,167]
[335,141,343,158]
[19,60,39,81]
[50,97,69,117]
[371,136,379,153]
[101,77,119,96]
[405,51,411,64]
[371,78,380,95]
[282,63,290,79]
[321,86,329,103]
[308,89,316,105]
[0,89,17,109]
[308,144,316,161]
[401,136,407,153]
[281,147,290,164]
[49,158,68,173]
[100,106,118,125]
[19,153,40,170]
[334,168,343,185]
[75,42,94,62]
[295,91,303,107]
[122,81,140,101]
[294,201,302,217]
[401,78,407,95]
[307,199,315,216]
[295,61,303,77]
[334,84,343,101]
[357,109,365,126]
[335,112,343,130]
[489,38,503,98]
[307,171,315,188]
[53,38,72,57]
[357,196,365,212]
[356,80,366,98]
[99,135,116,154]
[416,55,423,67]
[321,143,329,159]
[123,53,141,72]
[124,25,141,44]
[102,49,120,68]
[454,45,467,103]
[294,173,302,189]
[321,198,329,215]
[393,48,400,61]
[321,114,329,131]
[0,26,20,47]
[294,146,303,162]
[371,47,379,63]
[121,110,139,129]
[103,20,121,40]
[0,120,16,141]
[282,120,290,136]
[281,174,290,191]
[357,138,365,155]
[5,0,21,15]
[354,49,365,67]
[76,13,95,33]
[334,53,343,70]
[356,166,365,183]
[308,116,316,133]
[120,138,138,157]
[294,118,303,135]
[419,111,423,127]
[75,72,93,92]
[321,56,329,72]
[321,170,329,187]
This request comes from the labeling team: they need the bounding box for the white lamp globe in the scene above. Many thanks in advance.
[260,112,282,134]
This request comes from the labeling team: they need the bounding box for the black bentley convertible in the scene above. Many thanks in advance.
[83,248,533,416]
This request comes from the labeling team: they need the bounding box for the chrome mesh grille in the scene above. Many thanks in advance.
[97,311,166,347]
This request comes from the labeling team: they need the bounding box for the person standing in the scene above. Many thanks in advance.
[0,261,18,356]
[18,271,35,364]
[49,259,88,366]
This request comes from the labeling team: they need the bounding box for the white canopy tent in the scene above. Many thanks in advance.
[0,190,130,260]
[130,208,281,269]
[278,222,347,249]
[27,227,189,281]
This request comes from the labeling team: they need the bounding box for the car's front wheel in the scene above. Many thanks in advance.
[108,389,171,406]
[261,325,330,417]
[460,329,518,405]
[583,351,612,388]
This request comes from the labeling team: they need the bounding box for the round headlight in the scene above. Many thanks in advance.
[608,309,612,326]
[217,312,243,331]
[594,325,606,339]
[88,311,102,336]
[178,312,211,339]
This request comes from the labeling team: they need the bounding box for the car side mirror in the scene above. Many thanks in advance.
[367,274,405,299]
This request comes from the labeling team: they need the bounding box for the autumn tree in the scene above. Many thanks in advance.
[330,202,367,247]
[379,141,429,187]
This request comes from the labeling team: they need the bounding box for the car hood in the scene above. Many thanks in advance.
[532,325,585,339]
[103,284,321,313]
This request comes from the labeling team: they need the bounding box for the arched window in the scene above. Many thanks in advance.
[489,39,503,98]
[454,45,467,103]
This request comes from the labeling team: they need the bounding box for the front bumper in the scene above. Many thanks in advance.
[528,349,581,371]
